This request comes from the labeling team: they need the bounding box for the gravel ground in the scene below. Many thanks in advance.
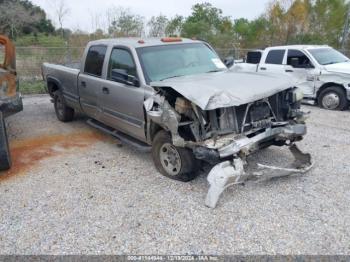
[0,95,349,255]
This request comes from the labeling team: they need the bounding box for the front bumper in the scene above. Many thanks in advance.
[205,144,313,208]
[0,93,23,118]
[345,84,350,100]
[218,124,306,158]
[194,123,307,162]
[202,124,312,208]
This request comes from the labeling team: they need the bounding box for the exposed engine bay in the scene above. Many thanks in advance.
[145,86,313,208]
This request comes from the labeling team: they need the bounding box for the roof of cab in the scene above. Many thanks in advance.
[87,37,202,48]
[265,45,331,51]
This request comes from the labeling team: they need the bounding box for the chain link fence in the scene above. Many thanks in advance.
[10,46,350,80]
[16,46,85,81]
[14,47,253,81]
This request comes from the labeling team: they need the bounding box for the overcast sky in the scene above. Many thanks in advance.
[30,0,270,32]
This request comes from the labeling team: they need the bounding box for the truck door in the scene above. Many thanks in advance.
[98,46,146,141]
[285,49,317,97]
[79,45,107,119]
[258,49,286,74]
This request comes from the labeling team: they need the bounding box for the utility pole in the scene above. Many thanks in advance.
[341,1,350,51]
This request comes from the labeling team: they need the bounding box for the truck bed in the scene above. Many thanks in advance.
[42,62,80,98]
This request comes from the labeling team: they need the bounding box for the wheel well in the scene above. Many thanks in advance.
[149,121,163,142]
[317,83,345,99]
[47,80,59,97]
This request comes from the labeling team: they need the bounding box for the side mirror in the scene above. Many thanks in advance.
[224,56,234,68]
[111,69,139,87]
[304,63,315,69]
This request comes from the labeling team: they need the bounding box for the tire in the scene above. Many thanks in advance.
[318,86,349,111]
[54,91,75,122]
[152,130,199,182]
[0,112,11,171]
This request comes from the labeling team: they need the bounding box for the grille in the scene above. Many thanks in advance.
[205,91,288,137]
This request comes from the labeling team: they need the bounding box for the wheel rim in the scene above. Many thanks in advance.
[322,92,340,110]
[56,97,64,116]
[159,143,182,176]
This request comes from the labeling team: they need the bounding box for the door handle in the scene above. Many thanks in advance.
[285,69,294,73]
[102,87,110,95]
[81,81,86,87]
[260,67,267,71]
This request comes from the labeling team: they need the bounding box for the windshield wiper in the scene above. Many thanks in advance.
[206,69,226,73]
[323,61,338,65]
[159,75,185,81]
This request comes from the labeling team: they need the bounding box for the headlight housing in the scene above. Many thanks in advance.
[290,87,304,103]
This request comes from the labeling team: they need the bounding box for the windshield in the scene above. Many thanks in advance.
[308,48,349,65]
[136,43,226,83]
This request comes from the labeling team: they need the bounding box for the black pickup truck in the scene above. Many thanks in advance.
[0,36,23,170]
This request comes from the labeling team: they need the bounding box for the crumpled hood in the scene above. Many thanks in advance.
[151,71,295,110]
[324,62,350,75]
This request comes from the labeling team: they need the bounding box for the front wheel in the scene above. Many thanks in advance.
[152,130,199,182]
[0,112,11,171]
[318,86,349,111]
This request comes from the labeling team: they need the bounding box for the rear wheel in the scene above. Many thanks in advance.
[0,112,11,171]
[54,91,75,122]
[318,86,349,111]
[152,130,199,182]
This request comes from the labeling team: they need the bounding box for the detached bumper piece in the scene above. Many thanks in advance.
[205,144,313,208]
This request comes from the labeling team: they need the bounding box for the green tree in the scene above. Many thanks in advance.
[108,7,144,37]
[309,0,348,47]
[181,3,235,48]
[233,17,270,49]
[165,15,184,36]
[148,15,168,37]
[0,0,54,39]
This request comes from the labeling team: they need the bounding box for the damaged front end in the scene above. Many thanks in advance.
[145,84,313,208]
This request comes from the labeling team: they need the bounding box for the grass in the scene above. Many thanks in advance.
[19,80,47,95]
[15,34,66,47]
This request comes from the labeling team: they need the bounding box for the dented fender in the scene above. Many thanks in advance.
[144,95,185,147]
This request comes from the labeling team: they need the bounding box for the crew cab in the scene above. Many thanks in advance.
[42,38,312,208]
[0,36,23,171]
[232,45,350,110]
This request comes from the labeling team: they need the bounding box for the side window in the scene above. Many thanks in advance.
[108,48,137,80]
[84,45,107,77]
[287,49,313,68]
[265,50,285,64]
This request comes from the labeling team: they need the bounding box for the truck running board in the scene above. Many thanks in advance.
[302,99,316,105]
[87,119,151,153]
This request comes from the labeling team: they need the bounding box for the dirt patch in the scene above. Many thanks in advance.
[0,130,108,180]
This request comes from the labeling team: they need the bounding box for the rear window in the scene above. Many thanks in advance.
[265,50,285,64]
[84,45,107,77]
[246,51,262,64]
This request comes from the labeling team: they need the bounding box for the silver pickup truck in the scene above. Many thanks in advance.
[42,38,312,208]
